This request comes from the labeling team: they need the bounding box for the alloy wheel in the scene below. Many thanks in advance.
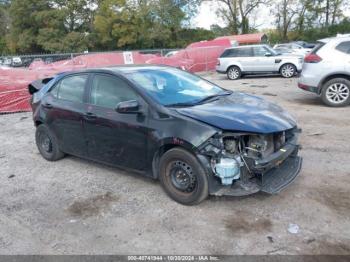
[281,64,295,78]
[228,67,240,80]
[326,83,350,104]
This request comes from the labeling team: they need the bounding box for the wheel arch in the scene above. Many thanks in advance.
[319,74,350,94]
[278,62,297,72]
[226,63,242,73]
[151,139,198,179]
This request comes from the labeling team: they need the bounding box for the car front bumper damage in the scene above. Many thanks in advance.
[197,131,303,197]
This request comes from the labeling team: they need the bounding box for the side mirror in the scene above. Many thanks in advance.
[265,52,273,57]
[116,100,141,114]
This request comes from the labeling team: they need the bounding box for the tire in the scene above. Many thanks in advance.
[35,124,65,161]
[159,148,209,205]
[321,78,350,107]
[280,63,296,78]
[227,66,241,80]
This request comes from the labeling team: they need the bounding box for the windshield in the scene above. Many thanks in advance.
[266,46,279,56]
[126,68,229,106]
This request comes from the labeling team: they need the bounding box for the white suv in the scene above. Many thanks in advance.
[298,35,350,107]
[216,45,303,80]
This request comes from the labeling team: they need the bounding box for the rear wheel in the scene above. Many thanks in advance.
[159,148,208,205]
[321,78,350,107]
[280,63,296,78]
[35,124,65,161]
[227,66,241,80]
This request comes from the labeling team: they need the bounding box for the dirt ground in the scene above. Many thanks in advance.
[0,73,349,255]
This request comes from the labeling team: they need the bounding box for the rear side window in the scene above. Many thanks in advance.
[221,48,252,57]
[311,42,325,54]
[336,41,350,54]
[90,74,138,109]
[52,75,88,103]
[221,49,238,58]
[236,47,253,57]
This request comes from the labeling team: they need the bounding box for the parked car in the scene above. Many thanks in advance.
[165,51,179,57]
[298,36,350,107]
[11,56,23,67]
[292,41,316,49]
[273,47,295,55]
[28,66,302,205]
[2,57,12,67]
[273,43,312,56]
[216,45,304,80]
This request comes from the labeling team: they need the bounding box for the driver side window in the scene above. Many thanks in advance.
[90,74,138,109]
[253,46,269,57]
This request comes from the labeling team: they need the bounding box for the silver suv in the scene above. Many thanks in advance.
[216,45,303,80]
[298,35,350,107]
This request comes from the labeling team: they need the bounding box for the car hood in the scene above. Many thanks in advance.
[175,92,296,134]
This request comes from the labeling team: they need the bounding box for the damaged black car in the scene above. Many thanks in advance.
[29,65,302,205]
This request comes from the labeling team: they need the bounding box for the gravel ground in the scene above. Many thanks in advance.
[0,73,349,255]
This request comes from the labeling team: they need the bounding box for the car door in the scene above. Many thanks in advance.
[42,74,89,157]
[84,73,149,171]
[235,47,254,72]
[251,46,277,72]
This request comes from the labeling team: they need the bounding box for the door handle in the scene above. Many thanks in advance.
[42,103,53,109]
[84,112,97,120]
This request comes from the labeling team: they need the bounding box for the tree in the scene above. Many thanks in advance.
[272,0,299,41]
[0,1,10,53]
[8,0,52,53]
[211,0,270,34]
[93,0,201,50]
[213,0,239,34]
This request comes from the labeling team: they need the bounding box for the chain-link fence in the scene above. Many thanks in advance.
[0,49,180,68]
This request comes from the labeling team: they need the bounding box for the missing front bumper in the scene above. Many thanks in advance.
[259,155,302,194]
[209,154,302,197]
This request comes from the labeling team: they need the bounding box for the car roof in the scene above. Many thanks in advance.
[59,65,176,77]
[319,35,350,43]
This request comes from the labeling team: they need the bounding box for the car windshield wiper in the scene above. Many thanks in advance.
[165,102,197,107]
[165,91,232,108]
[195,91,232,105]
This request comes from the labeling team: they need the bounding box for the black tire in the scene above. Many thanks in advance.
[35,124,65,161]
[321,78,350,107]
[159,148,209,205]
[227,66,241,80]
[280,63,296,78]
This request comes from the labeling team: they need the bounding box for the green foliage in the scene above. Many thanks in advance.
[93,0,206,50]
[1,0,349,54]
[266,18,350,44]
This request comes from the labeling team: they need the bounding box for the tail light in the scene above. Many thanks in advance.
[304,53,322,63]
[217,59,220,66]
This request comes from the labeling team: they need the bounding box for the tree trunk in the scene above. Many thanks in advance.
[325,0,329,27]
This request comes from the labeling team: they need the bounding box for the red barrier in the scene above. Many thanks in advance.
[0,52,155,113]
[0,40,232,113]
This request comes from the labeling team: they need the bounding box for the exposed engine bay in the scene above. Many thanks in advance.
[199,128,301,196]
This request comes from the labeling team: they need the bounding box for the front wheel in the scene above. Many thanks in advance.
[227,66,241,80]
[321,78,350,107]
[159,148,209,205]
[280,63,296,78]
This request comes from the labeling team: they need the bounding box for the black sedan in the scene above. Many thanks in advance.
[29,65,302,205]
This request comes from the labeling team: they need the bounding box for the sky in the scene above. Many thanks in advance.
[192,1,273,30]
[193,1,350,30]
